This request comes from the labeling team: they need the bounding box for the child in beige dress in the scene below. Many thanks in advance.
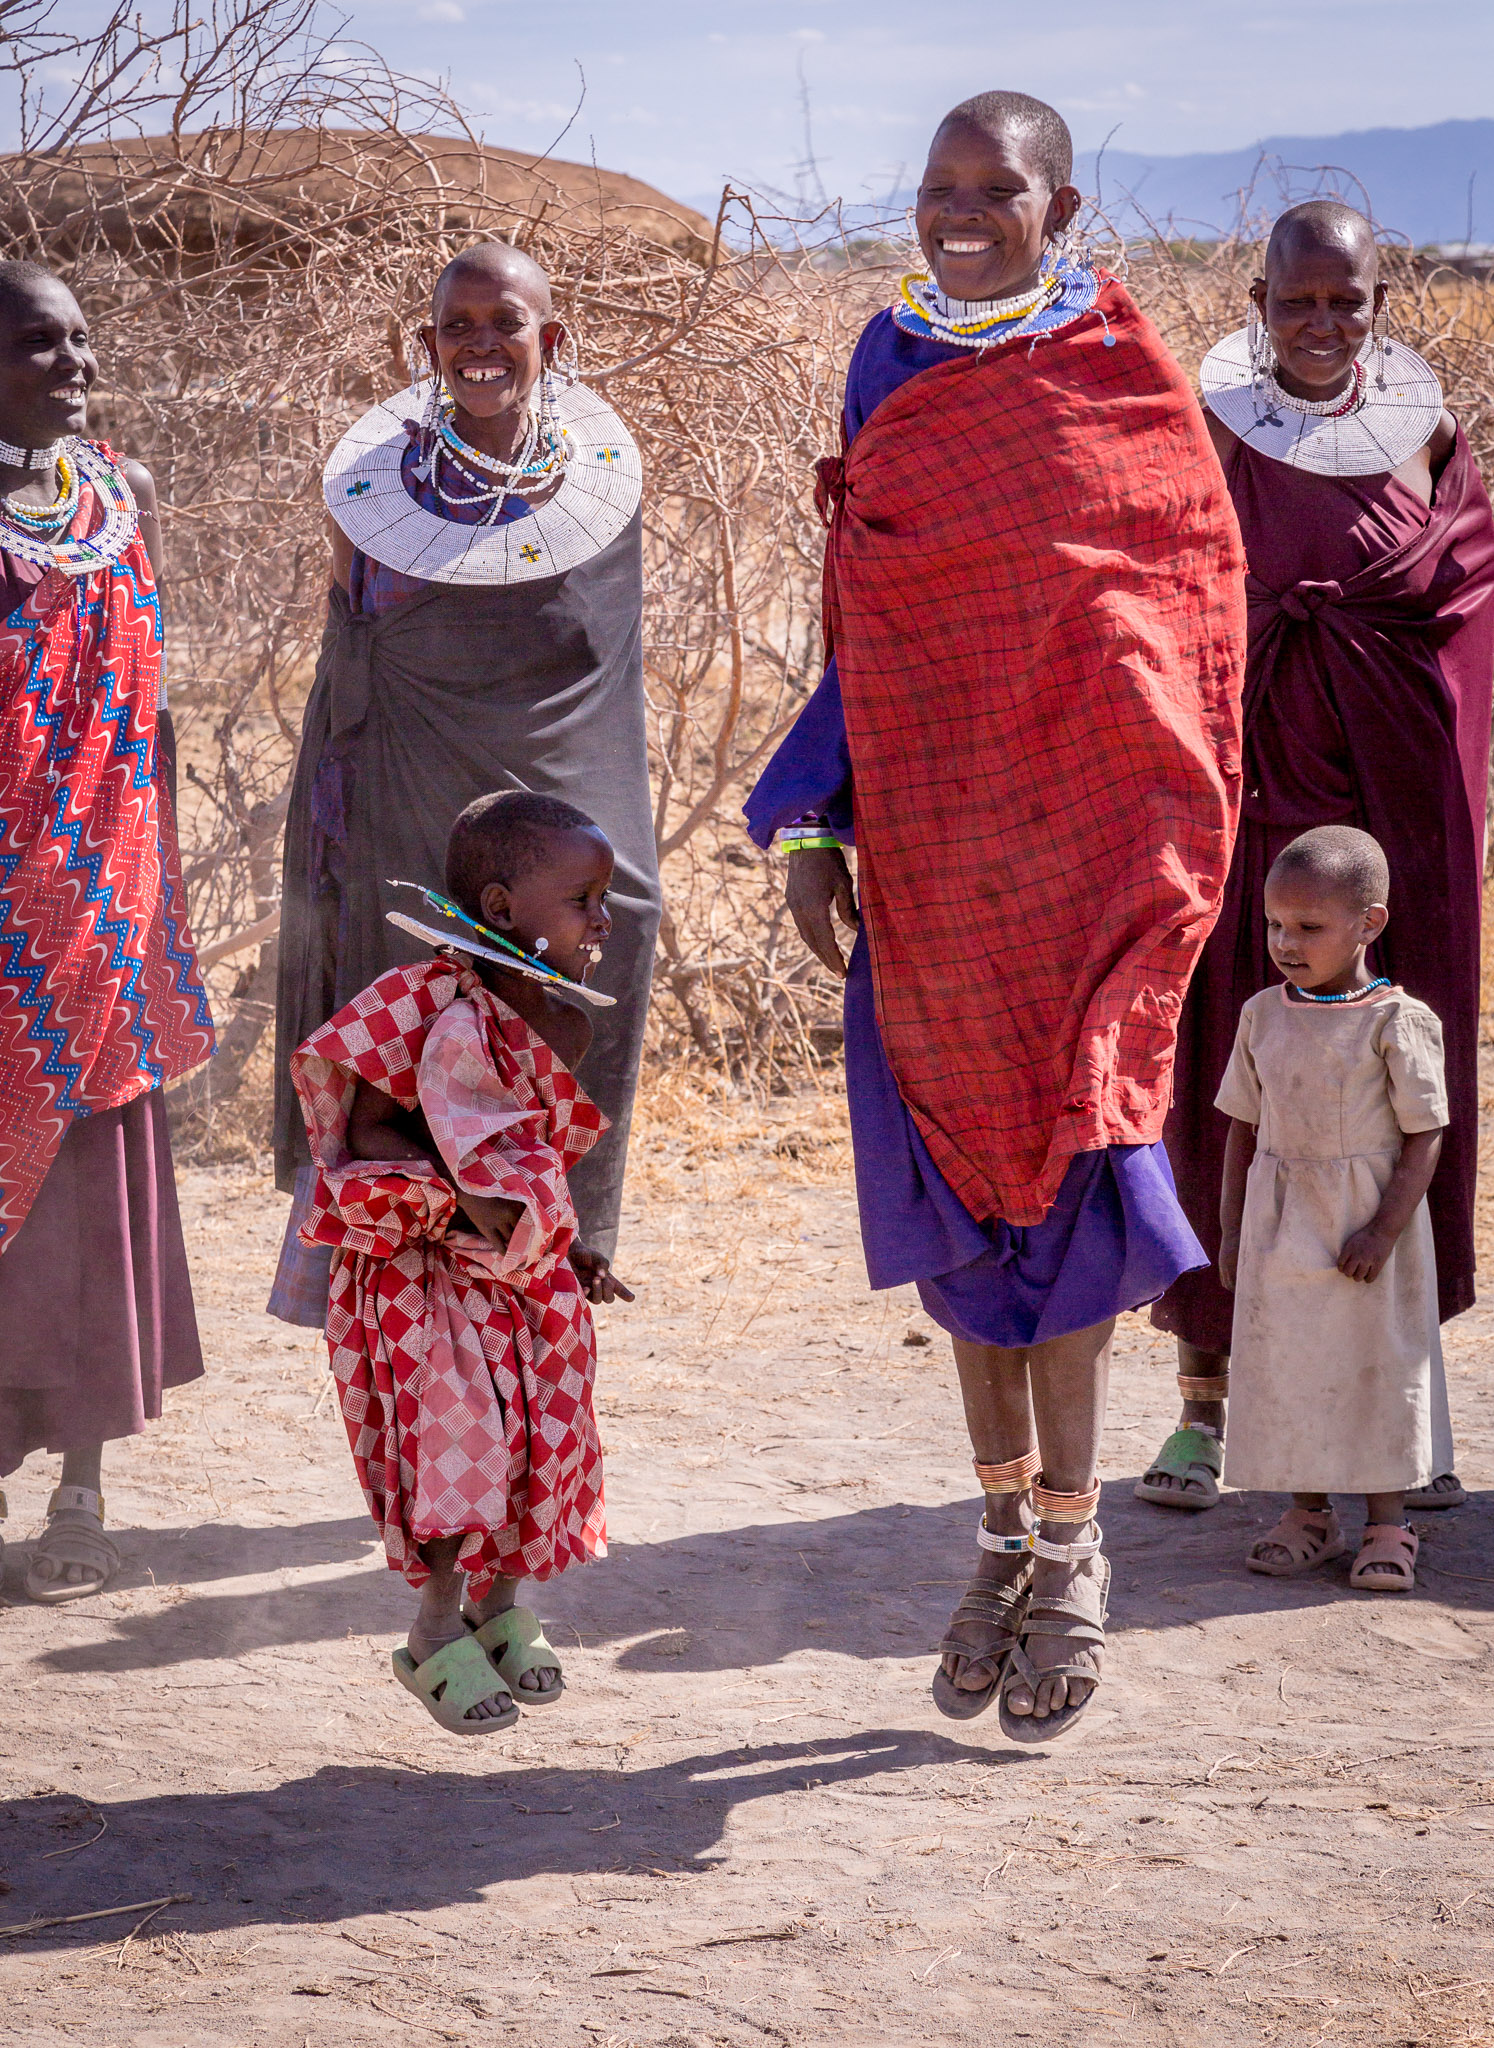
[1216,825,1450,1593]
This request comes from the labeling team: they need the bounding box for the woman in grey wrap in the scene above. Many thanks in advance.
[270,242,660,1321]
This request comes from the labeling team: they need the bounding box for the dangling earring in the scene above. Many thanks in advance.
[552,331,580,386]
[1373,294,1391,386]
[413,336,444,482]
[1246,297,1271,382]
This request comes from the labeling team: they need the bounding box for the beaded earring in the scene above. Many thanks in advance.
[551,330,580,387]
[1373,293,1391,388]
[1246,296,1271,384]
[413,334,444,483]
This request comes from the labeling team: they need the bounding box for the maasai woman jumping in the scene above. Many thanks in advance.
[0,261,213,1601]
[1142,202,1494,1518]
[272,243,659,1320]
[748,93,1246,1739]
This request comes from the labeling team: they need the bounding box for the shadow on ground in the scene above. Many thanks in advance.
[1,1729,1028,1948]
[17,1486,1494,1681]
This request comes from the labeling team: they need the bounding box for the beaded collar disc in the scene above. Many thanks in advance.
[324,380,641,585]
[0,439,139,576]
[891,253,1102,350]
[1201,330,1443,476]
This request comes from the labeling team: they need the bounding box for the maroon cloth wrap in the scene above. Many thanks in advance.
[1154,426,1494,1348]
[0,1090,203,1474]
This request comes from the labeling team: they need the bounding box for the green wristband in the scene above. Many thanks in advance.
[780,834,841,853]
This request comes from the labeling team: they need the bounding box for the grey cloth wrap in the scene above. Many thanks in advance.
[273,510,660,1258]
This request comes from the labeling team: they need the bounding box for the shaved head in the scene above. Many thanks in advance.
[1266,200,1377,277]
[1269,825,1390,911]
[939,90,1073,195]
[432,242,553,319]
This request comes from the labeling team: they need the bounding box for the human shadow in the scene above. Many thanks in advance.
[23,1481,1494,1684]
[0,1728,1029,1950]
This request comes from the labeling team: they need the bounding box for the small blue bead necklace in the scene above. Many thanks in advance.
[1288,975,1391,1005]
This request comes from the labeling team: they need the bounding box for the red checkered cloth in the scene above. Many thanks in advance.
[289,959,608,1593]
[826,279,1247,1226]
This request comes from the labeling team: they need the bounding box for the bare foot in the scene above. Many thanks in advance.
[405,1619,513,1724]
[464,1586,562,1698]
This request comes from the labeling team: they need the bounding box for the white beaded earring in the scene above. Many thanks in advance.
[1372,293,1391,387]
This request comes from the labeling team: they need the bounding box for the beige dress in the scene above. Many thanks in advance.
[1216,986,1452,1494]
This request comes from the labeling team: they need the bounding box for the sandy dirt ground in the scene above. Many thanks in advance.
[1,1086,1493,2047]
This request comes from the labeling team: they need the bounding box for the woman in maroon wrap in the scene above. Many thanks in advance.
[1141,201,1494,1513]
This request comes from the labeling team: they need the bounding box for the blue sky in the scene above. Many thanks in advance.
[329,0,1494,208]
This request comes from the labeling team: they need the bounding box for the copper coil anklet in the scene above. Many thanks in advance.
[1177,1374,1230,1402]
[973,1447,1041,1495]
[1032,1476,1101,1524]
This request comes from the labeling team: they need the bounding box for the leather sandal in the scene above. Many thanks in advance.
[998,1505,1109,1744]
[931,1521,1034,1721]
[1245,1505,1348,1578]
[24,1487,119,1605]
[933,1449,1039,1721]
[1349,1523,1418,1593]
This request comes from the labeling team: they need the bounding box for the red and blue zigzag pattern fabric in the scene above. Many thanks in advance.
[0,459,214,1247]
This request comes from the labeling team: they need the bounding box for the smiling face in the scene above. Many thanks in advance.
[915,116,1080,301]
[1264,872,1387,995]
[478,826,614,985]
[418,249,567,458]
[0,275,96,457]
[1253,229,1384,403]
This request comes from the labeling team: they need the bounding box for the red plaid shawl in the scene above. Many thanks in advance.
[291,960,608,1592]
[826,281,1246,1225]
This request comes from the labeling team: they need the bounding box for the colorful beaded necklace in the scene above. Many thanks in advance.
[892,251,1103,351]
[2,451,78,534]
[0,439,138,575]
[1288,975,1391,1005]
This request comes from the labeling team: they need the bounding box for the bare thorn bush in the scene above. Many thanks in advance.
[1,10,1489,1161]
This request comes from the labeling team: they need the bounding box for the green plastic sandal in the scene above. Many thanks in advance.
[391,1633,520,1735]
[1134,1427,1223,1511]
[467,1606,565,1705]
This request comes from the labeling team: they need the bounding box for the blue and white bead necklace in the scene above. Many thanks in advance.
[1288,975,1391,1005]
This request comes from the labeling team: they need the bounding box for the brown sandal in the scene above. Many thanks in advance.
[1245,1505,1347,1578]
[1349,1523,1418,1593]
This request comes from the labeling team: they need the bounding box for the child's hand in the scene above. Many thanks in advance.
[570,1243,636,1305]
[1338,1225,1394,1284]
[458,1192,526,1249]
[1218,1236,1238,1292]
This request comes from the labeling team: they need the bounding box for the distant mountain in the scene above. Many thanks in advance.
[707,120,1494,249]
[1073,120,1494,245]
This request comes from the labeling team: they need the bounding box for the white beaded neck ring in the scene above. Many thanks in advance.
[0,434,66,470]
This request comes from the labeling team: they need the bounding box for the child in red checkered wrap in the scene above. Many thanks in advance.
[290,791,633,1734]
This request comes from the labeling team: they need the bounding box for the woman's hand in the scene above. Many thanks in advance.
[785,845,859,979]
[570,1243,636,1304]
[1218,1235,1239,1293]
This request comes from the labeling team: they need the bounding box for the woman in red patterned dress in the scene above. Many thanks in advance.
[0,262,213,1602]
[291,790,630,1733]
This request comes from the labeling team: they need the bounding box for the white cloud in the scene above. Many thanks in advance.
[417,1,464,19]
[790,27,827,41]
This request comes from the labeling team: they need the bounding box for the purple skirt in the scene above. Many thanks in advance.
[842,932,1205,1349]
[0,1090,203,1475]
